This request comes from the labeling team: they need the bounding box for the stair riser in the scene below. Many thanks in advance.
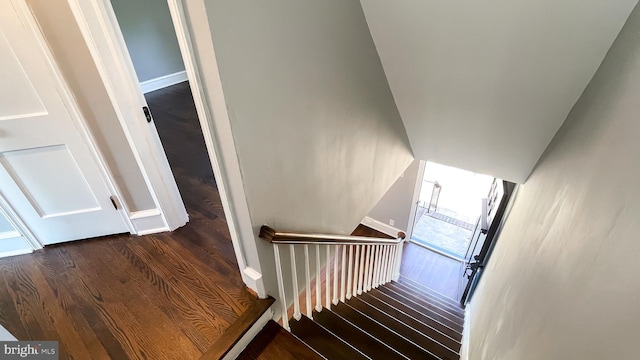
[379,286,465,322]
[314,309,409,360]
[390,281,464,314]
[334,303,440,360]
[353,294,462,358]
[397,277,461,306]
[369,290,464,331]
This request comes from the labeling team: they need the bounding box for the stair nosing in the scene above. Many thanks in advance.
[390,281,464,313]
[398,275,460,303]
[394,279,463,309]
[294,314,372,360]
[338,302,443,360]
[317,309,410,360]
[379,286,465,321]
[200,296,275,360]
[362,291,463,335]
[352,295,461,359]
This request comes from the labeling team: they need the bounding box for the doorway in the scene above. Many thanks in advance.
[108,2,221,233]
[403,161,495,300]
[411,162,494,260]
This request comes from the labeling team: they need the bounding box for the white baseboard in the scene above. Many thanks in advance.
[460,300,472,360]
[221,307,274,360]
[361,216,403,238]
[0,248,33,259]
[139,70,188,94]
[0,324,17,341]
[242,267,267,298]
[130,209,169,235]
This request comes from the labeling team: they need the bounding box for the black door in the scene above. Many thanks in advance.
[459,179,517,306]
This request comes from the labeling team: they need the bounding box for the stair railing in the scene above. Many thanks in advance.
[259,225,406,331]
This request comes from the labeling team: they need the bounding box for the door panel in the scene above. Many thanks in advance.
[460,180,516,305]
[0,0,128,245]
[0,145,101,217]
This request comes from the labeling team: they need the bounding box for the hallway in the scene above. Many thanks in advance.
[0,82,264,359]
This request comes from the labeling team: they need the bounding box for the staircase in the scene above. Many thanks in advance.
[236,226,465,360]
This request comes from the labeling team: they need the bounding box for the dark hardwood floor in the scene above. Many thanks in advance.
[0,82,264,359]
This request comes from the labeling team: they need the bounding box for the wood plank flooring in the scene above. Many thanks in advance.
[400,242,465,300]
[0,82,263,359]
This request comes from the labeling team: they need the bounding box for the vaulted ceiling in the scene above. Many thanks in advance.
[360,0,639,183]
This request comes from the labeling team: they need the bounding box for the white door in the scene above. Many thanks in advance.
[0,0,129,245]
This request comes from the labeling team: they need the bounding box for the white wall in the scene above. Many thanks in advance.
[465,3,640,358]
[360,0,638,183]
[27,0,157,213]
[366,160,421,233]
[110,0,184,83]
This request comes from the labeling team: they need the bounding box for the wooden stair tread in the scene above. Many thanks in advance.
[237,320,324,360]
[348,295,460,360]
[377,286,465,321]
[201,296,275,359]
[333,302,440,360]
[368,289,464,330]
[397,276,460,306]
[388,282,464,315]
[393,279,463,310]
[313,309,408,360]
[291,315,369,360]
[357,293,462,351]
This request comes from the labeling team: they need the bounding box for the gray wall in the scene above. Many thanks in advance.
[203,0,413,300]
[111,0,184,82]
[464,4,640,359]
[367,160,420,232]
[205,0,413,236]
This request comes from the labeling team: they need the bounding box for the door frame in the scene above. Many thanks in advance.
[0,192,40,251]
[406,160,426,240]
[66,0,266,297]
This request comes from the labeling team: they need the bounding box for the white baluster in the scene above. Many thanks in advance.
[273,244,289,331]
[379,245,386,287]
[393,241,404,281]
[375,245,383,287]
[367,245,375,291]
[382,245,388,285]
[326,246,331,308]
[381,245,390,284]
[333,245,339,305]
[373,245,382,288]
[367,245,378,290]
[340,245,346,303]
[290,245,301,320]
[388,245,397,282]
[353,244,361,296]
[315,245,322,312]
[357,244,365,295]
[346,245,354,299]
[304,245,312,318]
[363,245,372,292]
